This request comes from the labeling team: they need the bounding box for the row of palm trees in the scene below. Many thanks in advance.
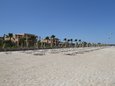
[41,35,105,48]
[2,33,14,48]
[18,35,37,48]
[40,35,60,48]
[0,33,107,50]
[63,38,82,47]
[63,38,108,48]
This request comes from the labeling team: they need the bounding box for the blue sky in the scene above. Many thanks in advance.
[0,0,115,43]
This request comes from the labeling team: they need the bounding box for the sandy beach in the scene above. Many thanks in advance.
[0,47,115,86]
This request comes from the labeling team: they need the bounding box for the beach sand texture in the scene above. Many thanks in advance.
[0,47,115,86]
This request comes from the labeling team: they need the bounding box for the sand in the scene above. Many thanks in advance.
[0,47,115,86]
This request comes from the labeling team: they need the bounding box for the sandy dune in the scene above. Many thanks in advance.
[0,47,115,86]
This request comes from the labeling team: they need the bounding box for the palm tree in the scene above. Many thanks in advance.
[45,36,50,44]
[88,43,92,47]
[50,35,55,48]
[64,38,67,42]
[70,39,73,47]
[35,36,38,48]
[64,38,67,47]
[78,39,81,43]
[37,36,41,48]
[74,39,78,47]
[67,39,70,47]
[2,40,6,48]
[2,34,6,48]
[45,36,50,48]
[19,38,26,48]
[78,39,81,47]
[4,33,14,48]
[37,40,40,48]
[82,41,87,47]
[97,43,101,47]
[30,36,37,47]
[25,35,29,48]
[8,33,13,41]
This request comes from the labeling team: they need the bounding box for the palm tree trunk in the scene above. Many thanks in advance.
[26,36,29,48]
[50,39,53,48]
[2,43,6,49]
